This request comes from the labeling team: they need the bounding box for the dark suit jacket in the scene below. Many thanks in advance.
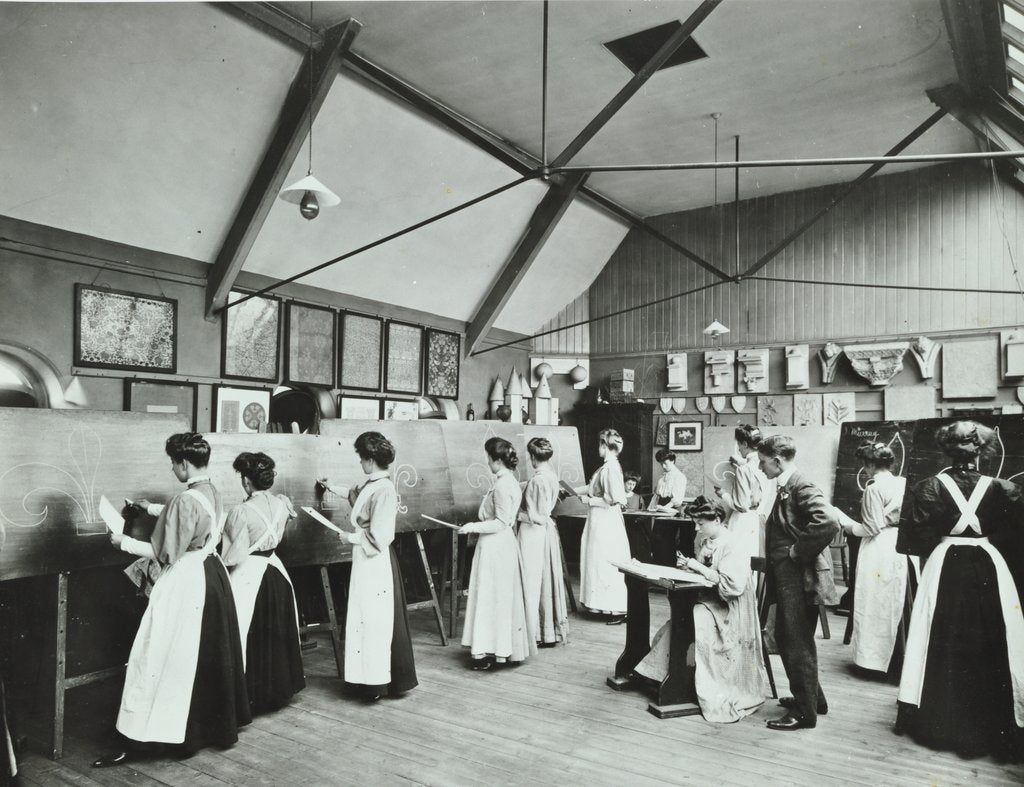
[766,470,840,606]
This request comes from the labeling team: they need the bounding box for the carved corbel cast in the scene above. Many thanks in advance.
[737,348,769,393]
[704,350,736,395]
[785,345,810,390]
[843,342,909,387]
[910,336,940,379]
[666,353,688,391]
[818,342,843,384]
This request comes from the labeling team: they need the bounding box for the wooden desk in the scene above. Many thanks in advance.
[622,511,695,565]
[605,565,708,719]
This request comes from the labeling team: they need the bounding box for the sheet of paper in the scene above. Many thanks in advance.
[301,506,347,535]
[610,559,713,587]
[98,495,125,536]
[421,514,462,531]
[559,480,578,498]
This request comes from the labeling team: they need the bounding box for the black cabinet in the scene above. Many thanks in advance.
[573,403,656,494]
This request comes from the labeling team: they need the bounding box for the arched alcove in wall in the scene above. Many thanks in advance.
[0,343,77,408]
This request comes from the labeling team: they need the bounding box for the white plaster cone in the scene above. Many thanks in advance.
[519,372,532,399]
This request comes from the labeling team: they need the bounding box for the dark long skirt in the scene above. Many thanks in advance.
[246,561,306,713]
[180,555,252,755]
[896,546,1024,761]
[1,679,15,782]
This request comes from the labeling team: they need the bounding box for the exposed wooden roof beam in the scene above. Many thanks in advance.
[465,172,589,358]
[205,16,361,319]
[938,0,1006,98]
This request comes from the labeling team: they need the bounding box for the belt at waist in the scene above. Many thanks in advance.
[942,535,990,546]
[251,548,275,558]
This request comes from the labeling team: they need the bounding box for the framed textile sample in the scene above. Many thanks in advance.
[123,378,198,430]
[668,421,703,452]
[338,312,383,391]
[384,320,424,395]
[221,290,281,382]
[213,385,271,433]
[285,301,335,388]
[74,284,177,373]
[338,395,383,420]
[383,399,419,421]
[424,329,461,399]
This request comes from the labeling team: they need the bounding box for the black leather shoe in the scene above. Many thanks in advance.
[605,615,627,625]
[779,696,828,715]
[469,659,493,671]
[92,751,133,768]
[766,714,816,731]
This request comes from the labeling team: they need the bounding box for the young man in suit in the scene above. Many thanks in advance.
[758,435,839,730]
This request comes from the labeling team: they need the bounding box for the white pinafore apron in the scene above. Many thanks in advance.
[117,489,221,743]
[227,500,299,670]
[851,493,906,671]
[344,480,394,685]
[898,474,1024,726]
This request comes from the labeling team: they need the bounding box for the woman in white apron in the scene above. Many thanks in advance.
[94,433,249,768]
[835,441,910,673]
[715,424,767,563]
[579,429,631,623]
[460,437,535,669]
[517,437,569,647]
[319,432,417,700]
[896,422,1024,761]
[221,452,305,713]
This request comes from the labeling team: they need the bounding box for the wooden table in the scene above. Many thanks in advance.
[605,565,708,719]
[622,510,695,565]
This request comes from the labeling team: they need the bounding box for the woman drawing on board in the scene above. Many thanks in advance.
[517,437,569,647]
[834,442,910,674]
[634,498,768,722]
[94,432,250,768]
[578,429,631,623]
[459,437,536,669]
[896,422,1024,761]
[220,452,305,713]
[318,432,417,701]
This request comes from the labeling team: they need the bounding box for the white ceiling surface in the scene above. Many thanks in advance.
[243,73,629,332]
[0,3,301,261]
[295,0,976,215]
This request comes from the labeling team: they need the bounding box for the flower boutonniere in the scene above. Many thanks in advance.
[778,488,791,501]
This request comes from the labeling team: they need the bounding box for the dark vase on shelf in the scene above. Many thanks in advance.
[467,403,475,421]
[496,404,512,422]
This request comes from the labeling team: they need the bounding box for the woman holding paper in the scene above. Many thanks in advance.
[221,452,305,713]
[460,437,536,669]
[579,429,631,622]
[635,498,769,723]
[93,432,250,768]
[714,424,768,562]
[318,432,417,700]
[517,437,569,647]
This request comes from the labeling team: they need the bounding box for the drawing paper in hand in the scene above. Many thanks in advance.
[99,495,125,535]
[301,506,347,535]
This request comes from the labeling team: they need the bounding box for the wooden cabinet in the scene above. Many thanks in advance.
[573,403,656,494]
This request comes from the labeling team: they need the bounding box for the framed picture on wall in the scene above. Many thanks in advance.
[338,311,383,391]
[338,395,383,420]
[213,384,272,433]
[383,399,419,421]
[221,290,281,382]
[384,320,424,395]
[285,301,335,387]
[74,284,177,373]
[424,328,460,399]
[668,421,703,452]
[123,378,198,431]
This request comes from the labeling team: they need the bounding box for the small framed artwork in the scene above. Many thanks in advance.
[384,320,424,395]
[338,311,384,391]
[285,301,335,387]
[383,399,419,421]
[74,284,177,373]
[339,395,383,420]
[214,384,272,433]
[221,289,281,382]
[668,421,703,452]
[123,378,198,431]
[424,328,461,399]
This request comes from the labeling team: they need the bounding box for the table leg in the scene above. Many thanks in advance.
[606,574,651,690]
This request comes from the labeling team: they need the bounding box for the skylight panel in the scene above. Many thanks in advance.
[1005,3,1024,30]
[1009,42,1024,67]
[1014,76,1024,91]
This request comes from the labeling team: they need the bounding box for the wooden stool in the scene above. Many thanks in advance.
[751,557,778,699]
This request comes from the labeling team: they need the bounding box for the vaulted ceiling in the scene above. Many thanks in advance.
[0,1,977,337]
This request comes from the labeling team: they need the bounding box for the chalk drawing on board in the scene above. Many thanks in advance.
[856,432,907,491]
[393,463,419,515]
[466,463,494,492]
[0,424,106,541]
[708,460,738,487]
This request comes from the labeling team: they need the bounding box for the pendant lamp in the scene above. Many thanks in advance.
[279,2,340,220]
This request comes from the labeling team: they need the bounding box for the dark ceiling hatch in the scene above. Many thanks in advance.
[603,20,707,75]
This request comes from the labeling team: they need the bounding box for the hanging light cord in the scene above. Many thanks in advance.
[541,0,549,168]
[307,0,314,176]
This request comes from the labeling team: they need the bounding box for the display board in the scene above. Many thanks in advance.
[832,421,914,519]
[0,408,190,580]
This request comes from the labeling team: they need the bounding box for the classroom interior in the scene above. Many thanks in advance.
[2,0,1024,784]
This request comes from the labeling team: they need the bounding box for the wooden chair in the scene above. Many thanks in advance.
[831,527,850,585]
[750,556,778,699]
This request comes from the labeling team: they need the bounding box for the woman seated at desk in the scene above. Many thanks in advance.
[634,498,769,723]
[647,449,688,566]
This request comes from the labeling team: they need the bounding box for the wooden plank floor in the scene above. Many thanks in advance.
[14,578,1024,787]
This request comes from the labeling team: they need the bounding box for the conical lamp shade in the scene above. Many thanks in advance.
[703,319,730,337]
[279,174,341,207]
